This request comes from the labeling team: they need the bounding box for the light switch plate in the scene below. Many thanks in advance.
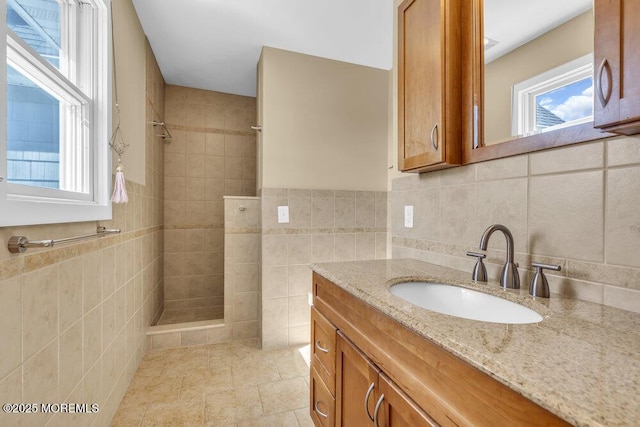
[404,205,414,228]
[277,206,289,223]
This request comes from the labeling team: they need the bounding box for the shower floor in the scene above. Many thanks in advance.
[156,307,224,325]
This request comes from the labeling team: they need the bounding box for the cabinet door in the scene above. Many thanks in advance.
[336,332,380,426]
[398,0,461,171]
[594,0,640,134]
[376,372,439,427]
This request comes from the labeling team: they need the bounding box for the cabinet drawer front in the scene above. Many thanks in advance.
[311,367,336,427]
[311,306,337,395]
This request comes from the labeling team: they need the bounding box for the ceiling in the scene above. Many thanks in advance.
[131,0,394,97]
[131,0,592,98]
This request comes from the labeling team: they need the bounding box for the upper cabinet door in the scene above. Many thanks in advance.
[398,0,461,172]
[594,0,640,134]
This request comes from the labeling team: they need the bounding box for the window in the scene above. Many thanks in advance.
[0,0,110,226]
[511,53,593,138]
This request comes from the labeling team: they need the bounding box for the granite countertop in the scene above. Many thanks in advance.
[311,259,640,427]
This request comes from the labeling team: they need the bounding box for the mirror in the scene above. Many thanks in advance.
[463,0,610,163]
[484,0,593,145]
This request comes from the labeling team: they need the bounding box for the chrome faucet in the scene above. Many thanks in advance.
[478,224,520,289]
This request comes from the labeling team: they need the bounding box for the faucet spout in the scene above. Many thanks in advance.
[479,224,520,289]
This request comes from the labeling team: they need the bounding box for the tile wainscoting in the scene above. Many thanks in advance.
[260,188,389,349]
[391,137,640,313]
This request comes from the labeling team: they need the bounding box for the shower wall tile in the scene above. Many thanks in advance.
[164,86,256,317]
[224,197,261,340]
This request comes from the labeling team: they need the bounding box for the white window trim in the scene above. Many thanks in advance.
[0,0,112,226]
[511,53,594,137]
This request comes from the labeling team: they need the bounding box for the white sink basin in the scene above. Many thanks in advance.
[389,282,543,324]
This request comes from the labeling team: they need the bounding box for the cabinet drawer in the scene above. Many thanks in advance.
[311,306,337,395]
[311,367,335,427]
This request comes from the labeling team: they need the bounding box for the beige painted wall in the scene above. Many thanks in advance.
[259,47,389,192]
[112,0,147,184]
[484,11,593,145]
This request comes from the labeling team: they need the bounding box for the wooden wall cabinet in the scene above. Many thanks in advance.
[401,0,640,171]
[397,0,461,172]
[310,272,569,427]
[593,0,640,135]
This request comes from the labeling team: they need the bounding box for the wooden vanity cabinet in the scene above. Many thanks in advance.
[311,367,335,426]
[310,272,570,427]
[310,307,337,424]
[336,332,437,427]
[335,332,381,426]
[593,0,640,135]
[311,307,337,395]
[378,372,439,427]
[397,0,461,172]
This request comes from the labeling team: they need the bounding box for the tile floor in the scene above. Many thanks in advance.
[111,339,313,426]
[156,307,224,325]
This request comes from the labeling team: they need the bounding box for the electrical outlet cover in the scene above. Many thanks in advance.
[277,205,290,223]
[404,205,414,228]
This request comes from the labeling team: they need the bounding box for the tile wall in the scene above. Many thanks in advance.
[261,188,388,349]
[0,40,165,427]
[224,197,261,340]
[145,196,261,351]
[163,86,257,320]
[391,137,640,313]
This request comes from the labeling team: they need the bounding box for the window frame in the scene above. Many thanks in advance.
[0,0,111,226]
[511,53,594,138]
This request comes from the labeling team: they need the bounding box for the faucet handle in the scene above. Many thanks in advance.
[529,262,561,298]
[466,251,488,282]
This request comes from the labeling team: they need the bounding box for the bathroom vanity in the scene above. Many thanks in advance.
[309,259,640,426]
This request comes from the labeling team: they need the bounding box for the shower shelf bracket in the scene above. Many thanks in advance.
[152,120,173,139]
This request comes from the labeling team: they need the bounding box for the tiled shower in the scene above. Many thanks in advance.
[159,85,257,325]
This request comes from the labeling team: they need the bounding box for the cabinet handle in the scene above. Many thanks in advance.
[430,123,439,150]
[314,400,329,419]
[373,394,385,427]
[364,382,375,421]
[315,340,329,353]
[596,58,612,108]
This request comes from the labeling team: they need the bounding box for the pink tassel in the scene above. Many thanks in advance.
[111,165,129,204]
